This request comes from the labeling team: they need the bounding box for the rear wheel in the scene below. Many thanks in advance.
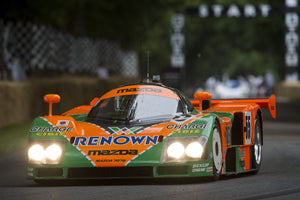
[252,115,262,172]
[212,121,222,180]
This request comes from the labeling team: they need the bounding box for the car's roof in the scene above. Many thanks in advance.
[99,82,181,100]
[119,82,169,88]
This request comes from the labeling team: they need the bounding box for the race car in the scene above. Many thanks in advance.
[27,81,276,183]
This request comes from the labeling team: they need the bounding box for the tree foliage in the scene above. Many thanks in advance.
[185,16,285,84]
[0,0,294,84]
[0,0,182,48]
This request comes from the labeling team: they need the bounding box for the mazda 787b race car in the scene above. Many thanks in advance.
[27,82,276,183]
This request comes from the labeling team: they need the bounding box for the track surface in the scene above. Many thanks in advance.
[1,103,300,200]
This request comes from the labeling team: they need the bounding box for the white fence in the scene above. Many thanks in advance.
[0,20,138,79]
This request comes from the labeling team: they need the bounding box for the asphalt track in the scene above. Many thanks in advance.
[0,102,300,200]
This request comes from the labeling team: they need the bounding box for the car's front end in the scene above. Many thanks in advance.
[27,84,219,181]
[27,115,218,181]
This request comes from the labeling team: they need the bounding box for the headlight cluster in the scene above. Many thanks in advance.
[28,142,64,164]
[162,136,208,163]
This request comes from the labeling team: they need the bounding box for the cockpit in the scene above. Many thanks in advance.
[86,84,196,125]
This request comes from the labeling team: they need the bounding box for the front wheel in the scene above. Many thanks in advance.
[212,121,222,180]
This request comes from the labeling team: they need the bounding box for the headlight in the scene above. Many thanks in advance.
[45,144,62,161]
[28,144,44,161]
[167,142,185,159]
[28,142,64,164]
[161,136,207,163]
[186,142,203,158]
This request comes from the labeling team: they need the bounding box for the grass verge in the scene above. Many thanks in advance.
[0,122,31,155]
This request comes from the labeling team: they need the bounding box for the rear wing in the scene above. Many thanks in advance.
[210,95,276,119]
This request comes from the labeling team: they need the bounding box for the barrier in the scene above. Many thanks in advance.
[0,76,138,127]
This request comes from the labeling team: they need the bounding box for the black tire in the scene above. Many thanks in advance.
[251,114,262,173]
[34,179,65,185]
[34,180,52,185]
[212,121,222,180]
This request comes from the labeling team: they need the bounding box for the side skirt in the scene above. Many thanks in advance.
[224,146,252,174]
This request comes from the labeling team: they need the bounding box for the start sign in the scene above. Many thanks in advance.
[198,4,271,18]
[171,0,299,83]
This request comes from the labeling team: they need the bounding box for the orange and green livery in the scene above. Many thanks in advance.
[27,82,276,183]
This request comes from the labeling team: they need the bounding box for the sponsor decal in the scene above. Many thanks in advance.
[56,120,69,126]
[192,168,206,172]
[117,87,162,93]
[114,159,126,162]
[36,132,65,136]
[225,125,231,145]
[192,163,210,173]
[173,129,201,134]
[206,167,213,172]
[73,135,159,146]
[239,149,245,159]
[30,126,73,132]
[108,127,143,135]
[166,124,207,130]
[96,159,127,163]
[193,163,209,168]
[96,159,113,162]
[88,149,138,156]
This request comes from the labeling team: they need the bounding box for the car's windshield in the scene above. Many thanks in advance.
[87,94,180,122]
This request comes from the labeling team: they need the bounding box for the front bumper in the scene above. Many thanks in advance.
[27,160,214,180]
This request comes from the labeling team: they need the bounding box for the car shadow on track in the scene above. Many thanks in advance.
[28,172,257,187]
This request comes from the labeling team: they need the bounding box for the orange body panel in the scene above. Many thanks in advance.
[62,105,93,116]
[100,85,180,100]
[218,116,231,173]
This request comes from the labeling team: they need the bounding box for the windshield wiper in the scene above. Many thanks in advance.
[125,107,136,126]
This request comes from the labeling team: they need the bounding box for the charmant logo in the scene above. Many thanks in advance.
[30,126,73,132]
[117,87,162,93]
[73,135,159,146]
[166,124,207,130]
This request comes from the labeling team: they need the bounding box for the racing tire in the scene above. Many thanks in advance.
[212,121,222,180]
[251,114,262,173]
[34,179,65,185]
[34,180,53,185]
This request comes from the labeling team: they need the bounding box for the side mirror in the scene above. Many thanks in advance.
[44,94,61,116]
[194,92,212,101]
[193,92,212,112]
